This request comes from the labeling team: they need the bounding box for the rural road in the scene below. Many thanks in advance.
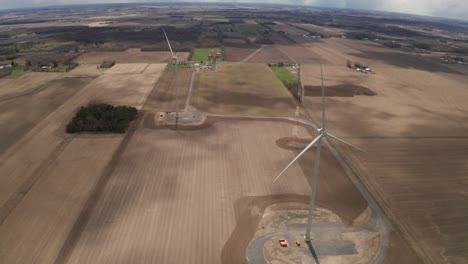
[239,45,266,64]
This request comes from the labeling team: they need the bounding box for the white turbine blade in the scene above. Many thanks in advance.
[273,135,323,183]
[320,63,326,130]
[327,133,366,152]
[163,29,175,58]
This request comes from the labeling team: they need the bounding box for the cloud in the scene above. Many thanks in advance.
[0,0,467,21]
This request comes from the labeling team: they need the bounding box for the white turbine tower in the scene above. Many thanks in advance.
[163,29,179,126]
[274,64,364,242]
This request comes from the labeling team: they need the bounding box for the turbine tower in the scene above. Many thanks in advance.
[274,64,364,242]
[163,29,179,126]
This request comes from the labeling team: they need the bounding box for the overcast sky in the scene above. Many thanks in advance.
[0,0,467,21]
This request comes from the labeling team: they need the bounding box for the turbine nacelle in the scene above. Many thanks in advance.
[317,128,325,136]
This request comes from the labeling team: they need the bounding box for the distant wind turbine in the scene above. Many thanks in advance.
[274,64,364,242]
[163,28,179,126]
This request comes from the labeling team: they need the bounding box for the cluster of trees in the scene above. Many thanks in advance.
[99,60,115,69]
[268,62,296,67]
[25,53,78,72]
[347,60,368,69]
[66,103,138,133]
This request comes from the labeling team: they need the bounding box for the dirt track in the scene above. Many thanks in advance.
[224,46,259,62]
[245,46,293,63]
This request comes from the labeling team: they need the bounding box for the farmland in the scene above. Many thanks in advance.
[0,62,165,263]
[1,3,468,264]
[223,46,259,62]
[300,41,468,264]
[192,63,297,116]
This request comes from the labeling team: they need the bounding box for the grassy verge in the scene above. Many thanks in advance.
[191,48,222,62]
[191,48,212,62]
[269,66,298,84]
[5,65,29,79]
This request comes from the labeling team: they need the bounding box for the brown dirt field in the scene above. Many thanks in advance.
[192,63,297,116]
[74,48,190,64]
[223,38,247,45]
[224,46,258,62]
[270,22,309,35]
[143,67,193,112]
[302,65,468,138]
[62,116,371,264]
[90,64,166,109]
[343,139,468,264]
[382,230,422,264]
[65,64,107,77]
[0,72,63,99]
[0,63,165,263]
[245,46,294,63]
[0,136,123,264]
[278,43,326,64]
[306,38,456,73]
[301,42,468,264]
[0,77,94,155]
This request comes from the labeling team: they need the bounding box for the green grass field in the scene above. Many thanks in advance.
[5,65,29,79]
[191,48,212,62]
[269,66,298,84]
[191,48,222,62]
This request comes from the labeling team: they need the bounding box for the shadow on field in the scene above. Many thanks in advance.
[304,84,376,97]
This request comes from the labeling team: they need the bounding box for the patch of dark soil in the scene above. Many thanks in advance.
[276,137,313,150]
[305,84,376,97]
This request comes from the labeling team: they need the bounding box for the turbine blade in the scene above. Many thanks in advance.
[327,133,366,152]
[163,29,175,58]
[273,135,323,183]
[320,64,326,130]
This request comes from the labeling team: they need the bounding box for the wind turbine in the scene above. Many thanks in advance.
[274,64,364,242]
[163,28,179,127]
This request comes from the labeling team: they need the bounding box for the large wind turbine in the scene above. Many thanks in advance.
[163,29,179,126]
[274,64,364,242]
